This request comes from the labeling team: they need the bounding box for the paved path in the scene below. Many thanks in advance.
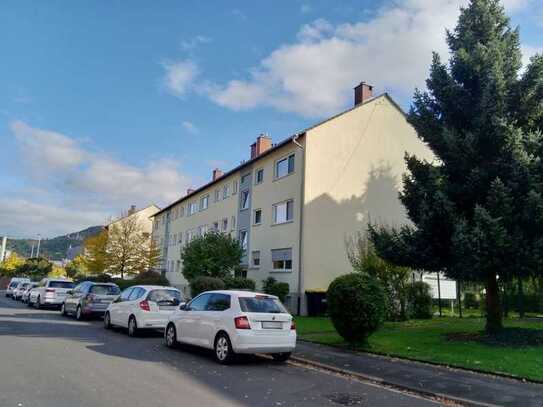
[0,293,437,407]
[294,341,543,407]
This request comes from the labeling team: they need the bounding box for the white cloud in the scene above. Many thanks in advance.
[522,44,543,69]
[181,35,212,51]
[206,0,538,117]
[7,121,193,236]
[162,59,199,97]
[182,120,199,134]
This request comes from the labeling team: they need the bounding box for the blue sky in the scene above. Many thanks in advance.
[1,0,542,238]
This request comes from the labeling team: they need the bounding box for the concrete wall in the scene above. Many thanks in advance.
[301,95,434,298]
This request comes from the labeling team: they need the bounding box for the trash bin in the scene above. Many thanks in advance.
[306,291,327,316]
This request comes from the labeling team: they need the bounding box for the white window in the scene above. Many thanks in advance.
[173,233,177,245]
[180,205,184,217]
[223,185,230,199]
[233,180,238,194]
[273,200,294,224]
[271,248,292,271]
[200,195,209,211]
[222,218,228,231]
[214,189,220,202]
[161,216,165,225]
[241,173,250,184]
[189,202,198,215]
[253,208,262,225]
[255,168,264,184]
[239,230,248,252]
[231,215,236,230]
[252,250,260,267]
[275,154,295,179]
[241,190,250,210]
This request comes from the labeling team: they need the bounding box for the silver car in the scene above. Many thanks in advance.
[61,281,121,320]
[21,283,38,303]
[13,282,31,301]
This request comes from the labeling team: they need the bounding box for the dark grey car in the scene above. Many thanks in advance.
[61,281,121,320]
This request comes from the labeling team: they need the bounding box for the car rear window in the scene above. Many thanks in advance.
[48,281,75,289]
[90,285,120,295]
[238,296,287,314]
[148,289,182,305]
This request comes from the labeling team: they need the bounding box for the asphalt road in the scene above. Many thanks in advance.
[0,293,439,407]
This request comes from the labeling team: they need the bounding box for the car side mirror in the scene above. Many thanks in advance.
[179,302,187,311]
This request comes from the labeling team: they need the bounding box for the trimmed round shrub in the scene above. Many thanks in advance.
[407,281,433,319]
[190,276,225,298]
[262,277,290,302]
[327,273,386,343]
[223,276,256,291]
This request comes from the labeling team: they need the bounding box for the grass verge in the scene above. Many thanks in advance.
[295,316,543,382]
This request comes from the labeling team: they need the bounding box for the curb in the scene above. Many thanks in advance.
[290,355,498,407]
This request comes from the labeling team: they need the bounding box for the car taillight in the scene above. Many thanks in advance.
[46,289,55,293]
[234,316,251,329]
[139,300,150,311]
[291,320,296,330]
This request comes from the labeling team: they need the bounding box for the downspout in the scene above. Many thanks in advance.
[293,132,305,315]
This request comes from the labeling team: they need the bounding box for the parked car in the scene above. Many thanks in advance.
[61,281,120,320]
[5,277,30,297]
[21,283,38,304]
[28,278,75,309]
[164,290,296,364]
[13,282,31,301]
[104,285,183,337]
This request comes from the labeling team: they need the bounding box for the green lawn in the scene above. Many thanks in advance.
[296,316,543,382]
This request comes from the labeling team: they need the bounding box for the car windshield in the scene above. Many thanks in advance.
[48,281,75,289]
[147,289,182,305]
[9,282,18,289]
[90,285,120,295]
[238,296,287,314]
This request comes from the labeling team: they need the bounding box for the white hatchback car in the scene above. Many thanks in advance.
[164,290,296,364]
[104,285,183,337]
[29,278,75,309]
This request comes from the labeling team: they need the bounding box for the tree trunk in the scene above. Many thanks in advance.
[485,272,503,334]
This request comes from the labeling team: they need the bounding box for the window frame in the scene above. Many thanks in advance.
[252,250,261,268]
[271,248,293,272]
[274,153,295,180]
[253,208,262,225]
[200,195,209,211]
[255,168,264,185]
[239,229,248,252]
[272,199,294,225]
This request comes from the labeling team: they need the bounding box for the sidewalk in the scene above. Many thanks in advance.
[293,341,543,407]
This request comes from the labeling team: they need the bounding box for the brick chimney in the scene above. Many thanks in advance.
[212,168,224,181]
[250,134,272,160]
[354,82,373,106]
[128,205,136,215]
[186,188,195,195]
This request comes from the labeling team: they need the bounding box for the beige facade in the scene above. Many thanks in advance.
[107,205,161,236]
[151,88,433,313]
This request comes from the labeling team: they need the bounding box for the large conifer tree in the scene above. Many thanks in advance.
[369,0,543,333]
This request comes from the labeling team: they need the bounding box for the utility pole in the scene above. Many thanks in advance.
[36,234,41,258]
[30,243,35,258]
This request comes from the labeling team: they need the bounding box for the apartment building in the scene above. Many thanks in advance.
[106,204,161,236]
[152,83,433,313]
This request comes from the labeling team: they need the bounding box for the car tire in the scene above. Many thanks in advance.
[214,332,235,365]
[75,306,84,321]
[104,312,112,329]
[128,316,138,337]
[27,298,33,307]
[271,352,292,363]
[165,323,178,348]
[60,303,67,316]
[35,296,42,309]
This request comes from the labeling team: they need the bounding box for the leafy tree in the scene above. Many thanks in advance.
[48,265,67,278]
[0,253,25,277]
[106,216,151,278]
[369,0,543,333]
[181,231,243,282]
[142,238,162,274]
[82,230,109,274]
[346,233,411,320]
[65,255,88,279]
[17,257,52,281]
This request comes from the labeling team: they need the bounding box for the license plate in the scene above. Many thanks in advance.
[262,321,282,329]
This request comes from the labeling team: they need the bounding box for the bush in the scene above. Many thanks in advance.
[88,274,113,283]
[262,277,290,302]
[223,276,256,291]
[407,281,433,319]
[463,292,479,309]
[112,271,170,291]
[190,276,225,298]
[327,273,386,343]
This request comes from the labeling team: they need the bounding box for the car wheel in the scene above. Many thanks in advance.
[35,296,42,309]
[128,316,138,337]
[104,312,112,329]
[165,323,178,348]
[27,298,33,307]
[214,332,235,364]
[75,306,84,321]
[60,303,67,316]
[271,352,292,363]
